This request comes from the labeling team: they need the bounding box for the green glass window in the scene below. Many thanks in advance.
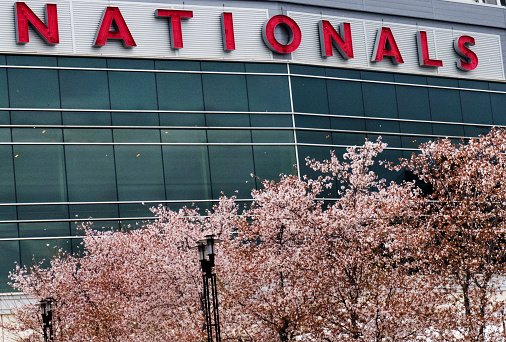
[8,68,60,108]
[202,74,249,111]
[157,72,204,111]
[59,70,110,109]
[108,71,158,110]
[246,75,291,112]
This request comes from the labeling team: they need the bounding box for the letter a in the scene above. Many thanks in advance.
[94,7,136,48]
[371,27,404,64]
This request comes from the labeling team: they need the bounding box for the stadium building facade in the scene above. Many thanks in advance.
[0,0,503,292]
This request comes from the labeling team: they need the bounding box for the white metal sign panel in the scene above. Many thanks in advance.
[0,0,502,81]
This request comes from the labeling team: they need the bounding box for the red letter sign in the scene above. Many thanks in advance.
[15,2,59,45]
[221,12,235,51]
[319,21,353,59]
[156,9,193,49]
[371,27,404,64]
[416,31,443,67]
[94,7,136,47]
[454,35,478,71]
[262,15,301,54]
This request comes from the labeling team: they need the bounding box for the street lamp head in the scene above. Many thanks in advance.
[39,298,53,316]
[205,234,216,257]
[197,242,207,262]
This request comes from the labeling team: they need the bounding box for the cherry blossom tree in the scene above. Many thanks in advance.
[397,128,506,342]
[12,131,506,342]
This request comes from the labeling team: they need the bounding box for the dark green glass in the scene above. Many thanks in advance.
[109,71,158,110]
[8,68,60,108]
[202,74,248,111]
[246,75,291,112]
[157,72,204,111]
[60,70,110,109]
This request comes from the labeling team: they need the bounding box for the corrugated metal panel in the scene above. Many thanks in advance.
[288,11,504,80]
[72,1,271,60]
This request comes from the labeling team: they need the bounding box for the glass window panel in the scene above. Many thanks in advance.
[107,58,154,70]
[70,204,119,232]
[432,123,465,137]
[0,223,18,238]
[111,112,159,126]
[290,65,325,76]
[428,88,463,122]
[396,85,431,120]
[394,74,427,85]
[114,146,165,201]
[251,130,293,143]
[113,129,159,142]
[207,130,251,143]
[0,241,19,292]
[13,146,67,203]
[297,130,333,144]
[332,132,367,146]
[369,149,403,184]
[208,146,255,198]
[291,76,329,114]
[245,63,287,73]
[464,125,491,137]
[460,90,493,125]
[7,55,56,66]
[0,111,8,125]
[58,57,107,68]
[250,114,291,127]
[62,112,112,126]
[327,80,364,116]
[0,207,17,222]
[206,113,249,127]
[488,82,506,125]
[295,115,330,129]
[0,145,16,204]
[325,68,361,79]
[365,119,400,133]
[160,113,205,126]
[0,69,9,107]
[459,79,489,90]
[361,71,395,82]
[399,121,432,135]
[65,146,117,202]
[118,204,156,220]
[20,239,70,267]
[427,76,459,88]
[17,205,68,220]
[330,117,366,131]
[19,221,70,238]
[64,128,112,142]
[60,70,110,109]
[362,83,398,119]
[202,74,248,111]
[8,68,60,108]
[201,62,245,72]
[108,71,158,110]
[253,146,296,181]
[12,128,62,142]
[155,60,200,71]
[157,72,204,111]
[11,111,61,125]
[246,75,291,112]
[162,129,206,143]
[162,145,212,201]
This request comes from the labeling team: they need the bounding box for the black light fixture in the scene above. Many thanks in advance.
[196,234,221,342]
[39,298,54,342]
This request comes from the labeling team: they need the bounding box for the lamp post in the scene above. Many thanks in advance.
[197,235,221,342]
[39,298,54,342]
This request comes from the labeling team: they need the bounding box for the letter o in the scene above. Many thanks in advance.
[262,15,301,54]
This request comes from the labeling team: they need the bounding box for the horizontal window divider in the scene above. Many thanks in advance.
[2,108,500,129]
[0,217,157,224]
[297,143,421,151]
[0,142,297,146]
[0,199,254,206]
[0,236,84,241]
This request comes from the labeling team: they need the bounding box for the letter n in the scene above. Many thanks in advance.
[319,21,353,59]
[15,2,59,45]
